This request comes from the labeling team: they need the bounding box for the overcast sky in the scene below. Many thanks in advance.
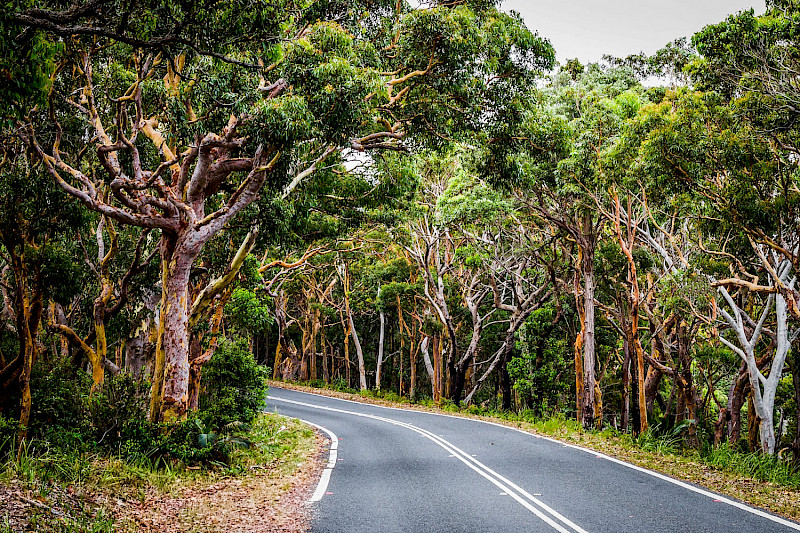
[500,0,767,64]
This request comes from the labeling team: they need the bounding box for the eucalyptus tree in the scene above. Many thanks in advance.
[13,0,554,421]
[405,209,493,404]
[693,8,800,454]
[401,152,501,404]
[716,256,798,454]
[589,194,653,434]
[436,172,559,409]
[690,3,800,312]
[608,75,800,451]
[485,64,645,427]
[0,132,87,448]
[461,218,556,409]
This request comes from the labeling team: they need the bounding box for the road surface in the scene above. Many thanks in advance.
[265,387,800,533]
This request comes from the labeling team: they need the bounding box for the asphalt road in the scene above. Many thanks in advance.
[265,387,800,533]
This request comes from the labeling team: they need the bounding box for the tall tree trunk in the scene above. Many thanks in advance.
[421,337,434,383]
[10,250,41,457]
[581,244,597,428]
[311,308,320,381]
[622,338,631,432]
[322,329,330,384]
[347,310,367,390]
[376,305,385,389]
[410,327,418,402]
[633,335,648,433]
[573,260,585,424]
[433,335,443,403]
[150,233,202,422]
[344,321,351,387]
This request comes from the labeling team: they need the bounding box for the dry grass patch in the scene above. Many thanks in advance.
[1,413,324,532]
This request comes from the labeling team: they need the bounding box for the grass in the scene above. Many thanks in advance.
[0,412,318,532]
[700,444,800,488]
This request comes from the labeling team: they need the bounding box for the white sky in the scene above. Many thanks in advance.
[500,0,767,64]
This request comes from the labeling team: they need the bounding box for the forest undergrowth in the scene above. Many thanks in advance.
[0,414,319,532]
[0,344,321,532]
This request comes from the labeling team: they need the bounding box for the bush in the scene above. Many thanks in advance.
[198,339,268,429]
[28,358,92,452]
[20,359,166,462]
[89,372,158,460]
[3,346,270,469]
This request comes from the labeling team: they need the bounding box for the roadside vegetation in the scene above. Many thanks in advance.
[1,371,316,532]
[1,412,317,531]
[0,343,320,531]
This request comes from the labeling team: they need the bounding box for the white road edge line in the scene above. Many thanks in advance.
[270,388,800,532]
[272,397,584,533]
[481,423,800,532]
[294,418,338,503]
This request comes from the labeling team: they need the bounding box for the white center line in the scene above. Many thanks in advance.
[271,396,586,533]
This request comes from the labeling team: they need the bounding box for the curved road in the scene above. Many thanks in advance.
[265,387,800,533]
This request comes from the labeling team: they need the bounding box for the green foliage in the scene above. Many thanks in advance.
[436,167,513,225]
[657,269,714,318]
[634,420,695,454]
[198,339,269,429]
[0,2,61,125]
[700,444,800,487]
[508,303,573,415]
[191,419,253,462]
[246,95,316,148]
[33,243,86,305]
[28,359,93,452]
[87,373,154,457]
[226,288,273,337]
[9,354,271,467]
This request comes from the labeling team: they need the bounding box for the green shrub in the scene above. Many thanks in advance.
[89,372,158,460]
[329,377,357,393]
[199,339,268,429]
[28,359,92,451]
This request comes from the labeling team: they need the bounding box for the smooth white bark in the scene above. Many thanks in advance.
[376,288,386,390]
[420,337,435,381]
[717,260,794,454]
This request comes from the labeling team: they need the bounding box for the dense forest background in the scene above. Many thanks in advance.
[2,0,800,472]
